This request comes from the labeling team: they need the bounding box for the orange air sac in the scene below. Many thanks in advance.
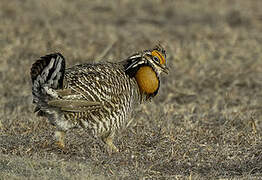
[135,66,159,94]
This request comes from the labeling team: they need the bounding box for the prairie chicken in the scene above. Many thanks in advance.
[30,45,168,153]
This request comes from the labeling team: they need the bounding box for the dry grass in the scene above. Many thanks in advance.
[1,0,262,179]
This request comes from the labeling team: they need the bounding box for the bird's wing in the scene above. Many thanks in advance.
[48,99,102,112]
[50,63,128,112]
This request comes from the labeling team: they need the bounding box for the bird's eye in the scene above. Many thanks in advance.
[153,56,160,63]
[151,50,165,65]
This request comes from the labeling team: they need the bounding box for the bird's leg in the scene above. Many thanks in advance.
[54,130,65,149]
[102,131,119,154]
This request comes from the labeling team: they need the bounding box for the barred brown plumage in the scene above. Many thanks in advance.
[30,45,169,153]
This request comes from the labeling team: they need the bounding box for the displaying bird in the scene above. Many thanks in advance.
[30,45,168,153]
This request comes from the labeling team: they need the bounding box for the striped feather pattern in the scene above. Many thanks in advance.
[62,62,141,135]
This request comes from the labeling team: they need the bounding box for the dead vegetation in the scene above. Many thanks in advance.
[1,0,262,179]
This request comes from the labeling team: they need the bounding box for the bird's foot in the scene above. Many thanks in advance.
[55,141,65,149]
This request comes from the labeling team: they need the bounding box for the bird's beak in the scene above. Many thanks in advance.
[161,65,169,74]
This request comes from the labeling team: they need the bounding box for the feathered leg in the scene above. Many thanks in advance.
[102,131,119,154]
[54,130,65,149]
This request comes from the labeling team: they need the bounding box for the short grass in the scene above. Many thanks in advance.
[1,0,262,179]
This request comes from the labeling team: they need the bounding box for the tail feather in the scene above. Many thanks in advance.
[31,53,66,114]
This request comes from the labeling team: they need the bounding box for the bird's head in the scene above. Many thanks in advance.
[125,44,169,77]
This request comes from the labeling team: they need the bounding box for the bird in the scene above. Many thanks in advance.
[30,45,169,153]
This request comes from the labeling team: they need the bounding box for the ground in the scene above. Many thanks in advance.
[1,0,262,179]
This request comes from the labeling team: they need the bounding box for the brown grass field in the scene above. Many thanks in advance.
[1,0,262,179]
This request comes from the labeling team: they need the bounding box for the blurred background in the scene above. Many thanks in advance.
[0,0,262,179]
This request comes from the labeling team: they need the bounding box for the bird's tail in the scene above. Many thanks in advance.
[30,53,65,115]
